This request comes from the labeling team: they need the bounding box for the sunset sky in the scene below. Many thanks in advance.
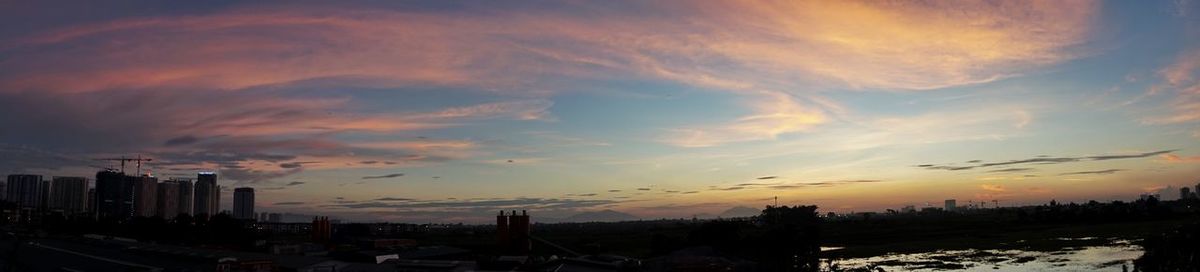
[1,1,1199,223]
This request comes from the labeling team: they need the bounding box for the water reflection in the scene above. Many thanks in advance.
[824,240,1141,271]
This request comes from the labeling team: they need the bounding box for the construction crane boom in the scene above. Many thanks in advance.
[94,155,153,174]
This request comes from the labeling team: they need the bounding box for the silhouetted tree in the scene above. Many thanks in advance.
[756,205,821,272]
[1136,223,1200,271]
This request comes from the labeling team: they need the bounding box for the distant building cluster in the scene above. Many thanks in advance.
[2,170,271,222]
[1180,183,1200,200]
[1140,183,1200,201]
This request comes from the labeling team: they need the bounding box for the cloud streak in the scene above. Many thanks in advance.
[2,1,1098,94]
[361,173,405,180]
[918,150,1175,172]
[1059,169,1124,176]
[710,179,883,191]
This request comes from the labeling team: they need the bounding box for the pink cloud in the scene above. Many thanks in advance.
[0,1,1106,173]
[1145,49,1200,125]
[2,1,1098,95]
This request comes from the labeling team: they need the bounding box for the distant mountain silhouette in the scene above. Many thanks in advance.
[719,206,761,218]
[564,209,640,222]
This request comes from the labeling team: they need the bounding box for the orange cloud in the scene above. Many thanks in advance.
[673,0,1099,90]
[663,92,826,147]
[1161,154,1200,163]
[975,184,1015,200]
[980,184,1007,192]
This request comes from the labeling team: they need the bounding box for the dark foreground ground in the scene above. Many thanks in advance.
[1,200,1195,271]
[407,218,1194,261]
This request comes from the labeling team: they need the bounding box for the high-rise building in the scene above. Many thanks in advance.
[1183,187,1193,200]
[49,176,88,214]
[259,212,268,222]
[6,174,46,209]
[496,210,531,254]
[193,172,219,217]
[156,180,180,219]
[132,175,158,217]
[176,179,193,216]
[944,199,957,212]
[87,188,95,215]
[312,216,332,243]
[95,170,135,220]
[268,213,282,223]
[233,187,255,220]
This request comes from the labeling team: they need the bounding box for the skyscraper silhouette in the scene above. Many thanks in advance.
[312,216,332,244]
[132,175,158,217]
[95,170,134,220]
[233,187,255,220]
[49,176,88,214]
[495,210,531,255]
[176,178,193,216]
[6,174,45,209]
[156,180,180,219]
[193,172,219,217]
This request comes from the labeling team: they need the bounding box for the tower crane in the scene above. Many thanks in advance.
[94,155,153,175]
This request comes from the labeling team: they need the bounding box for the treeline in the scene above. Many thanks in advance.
[1014,197,1183,224]
[650,205,823,272]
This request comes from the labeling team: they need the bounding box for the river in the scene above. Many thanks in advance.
[822,238,1142,271]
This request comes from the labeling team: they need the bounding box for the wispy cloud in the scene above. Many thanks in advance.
[980,184,1007,192]
[1,1,1098,96]
[361,173,404,180]
[1088,150,1176,160]
[986,168,1035,173]
[1144,48,1200,124]
[918,150,1175,172]
[1059,169,1124,175]
[710,179,883,191]
[664,92,826,147]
